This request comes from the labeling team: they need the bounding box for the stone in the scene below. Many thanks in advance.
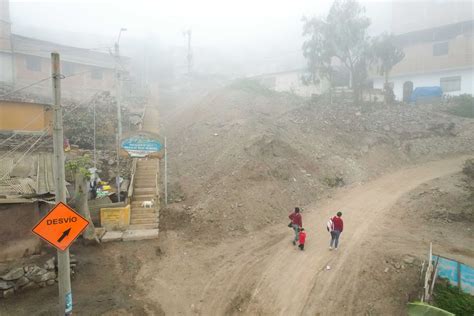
[25,266,47,280]
[14,276,30,288]
[1,267,25,281]
[44,258,55,270]
[384,267,389,273]
[122,229,159,241]
[46,279,55,286]
[3,288,15,298]
[0,280,14,290]
[403,256,415,265]
[38,282,46,288]
[101,231,123,242]
[28,271,56,283]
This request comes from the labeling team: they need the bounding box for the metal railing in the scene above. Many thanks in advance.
[127,158,138,201]
[155,158,160,200]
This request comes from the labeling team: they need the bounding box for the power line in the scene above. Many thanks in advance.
[0,131,47,180]
[0,130,47,161]
[0,76,52,98]
[0,111,46,146]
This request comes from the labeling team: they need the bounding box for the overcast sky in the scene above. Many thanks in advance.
[10,0,393,49]
[8,0,396,75]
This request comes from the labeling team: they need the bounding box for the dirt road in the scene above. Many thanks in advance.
[142,156,470,315]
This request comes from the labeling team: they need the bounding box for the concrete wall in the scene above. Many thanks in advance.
[12,53,116,99]
[257,71,327,97]
[392,34,473,77]
[374,67,473,101]
[0,202,42,262]
[0,100,52,132]
[0,52,12,83]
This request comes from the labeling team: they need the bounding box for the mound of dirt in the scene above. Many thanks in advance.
[161,83,474,238]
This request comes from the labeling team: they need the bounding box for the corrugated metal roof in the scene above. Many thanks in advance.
[36,152,55,195]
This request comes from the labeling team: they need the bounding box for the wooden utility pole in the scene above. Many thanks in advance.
[51,52,72,316]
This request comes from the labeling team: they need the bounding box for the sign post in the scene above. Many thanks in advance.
[50,52,84,316]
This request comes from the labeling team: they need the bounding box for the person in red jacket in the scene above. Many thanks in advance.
[289,207,302,245]
[298,227,306,251]
[329,211,344,250]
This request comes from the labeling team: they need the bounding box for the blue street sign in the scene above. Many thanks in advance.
[121,134,162,157]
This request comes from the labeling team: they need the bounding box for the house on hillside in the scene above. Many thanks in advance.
[0,0,129,99]
[0,152,56,261]
[372,2,473,102]
[373,20,473,102]
[0,99,56,261]
[0,99,52,134]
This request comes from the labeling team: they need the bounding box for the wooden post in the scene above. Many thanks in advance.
[51,52,72,316]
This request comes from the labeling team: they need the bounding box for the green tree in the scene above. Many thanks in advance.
[65,155,98,242]
[372,33,405,103]
[302,0,371,103]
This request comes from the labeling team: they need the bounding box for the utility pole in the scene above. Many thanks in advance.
[164,137,168,206]
[184,29,192,74]
[114,29,126,202]
[93,101,97,168]
[51,52,72,316]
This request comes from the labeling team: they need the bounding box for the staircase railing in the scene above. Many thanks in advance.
[155,159,160,200]
[128,158,138,202]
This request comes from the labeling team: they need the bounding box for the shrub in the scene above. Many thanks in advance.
[323,176,345,187]
[432,279,474,316]
[447,94,474,118]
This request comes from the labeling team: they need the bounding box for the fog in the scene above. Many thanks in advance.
[9,0,395,77]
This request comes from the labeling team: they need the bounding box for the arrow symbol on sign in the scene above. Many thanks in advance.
[57,228,71,243]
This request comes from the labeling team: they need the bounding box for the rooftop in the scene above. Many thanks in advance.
[395,20,473,46]
[8,34,129,69]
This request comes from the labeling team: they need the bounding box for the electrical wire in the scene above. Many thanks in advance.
[0,131,48,180]
[0,76,52,98]
[0,90,101,157]
[0,130,47,161]
[0,111,46,146]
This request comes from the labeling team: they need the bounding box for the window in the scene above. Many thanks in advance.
[440,76,461,92]
[62,62,75,76]
[433,42,449,56]
[91,69,103,80]
[25,56,41,71]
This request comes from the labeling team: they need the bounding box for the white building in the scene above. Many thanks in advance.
[373,1,473,101]
[251,69,330,98]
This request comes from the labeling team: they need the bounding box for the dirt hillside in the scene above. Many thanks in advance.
[161,82,474,238]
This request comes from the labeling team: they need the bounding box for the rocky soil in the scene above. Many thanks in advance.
[160,82,474,240]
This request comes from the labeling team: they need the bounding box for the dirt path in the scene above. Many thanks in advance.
[142,156,470,315]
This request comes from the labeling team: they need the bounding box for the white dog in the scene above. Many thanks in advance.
[141,199,155,208]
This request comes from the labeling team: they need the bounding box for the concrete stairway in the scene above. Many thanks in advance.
[128,159,160,235]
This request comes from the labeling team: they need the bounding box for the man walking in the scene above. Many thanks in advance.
[289,207,302,245]
[329,211,344,250]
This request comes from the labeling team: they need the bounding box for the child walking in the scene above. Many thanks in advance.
[298,227,306,251]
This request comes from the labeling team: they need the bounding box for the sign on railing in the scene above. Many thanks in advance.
[121,132,163,158]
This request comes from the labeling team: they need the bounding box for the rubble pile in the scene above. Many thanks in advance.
[0,255,77,298]
[161,85,474,237]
